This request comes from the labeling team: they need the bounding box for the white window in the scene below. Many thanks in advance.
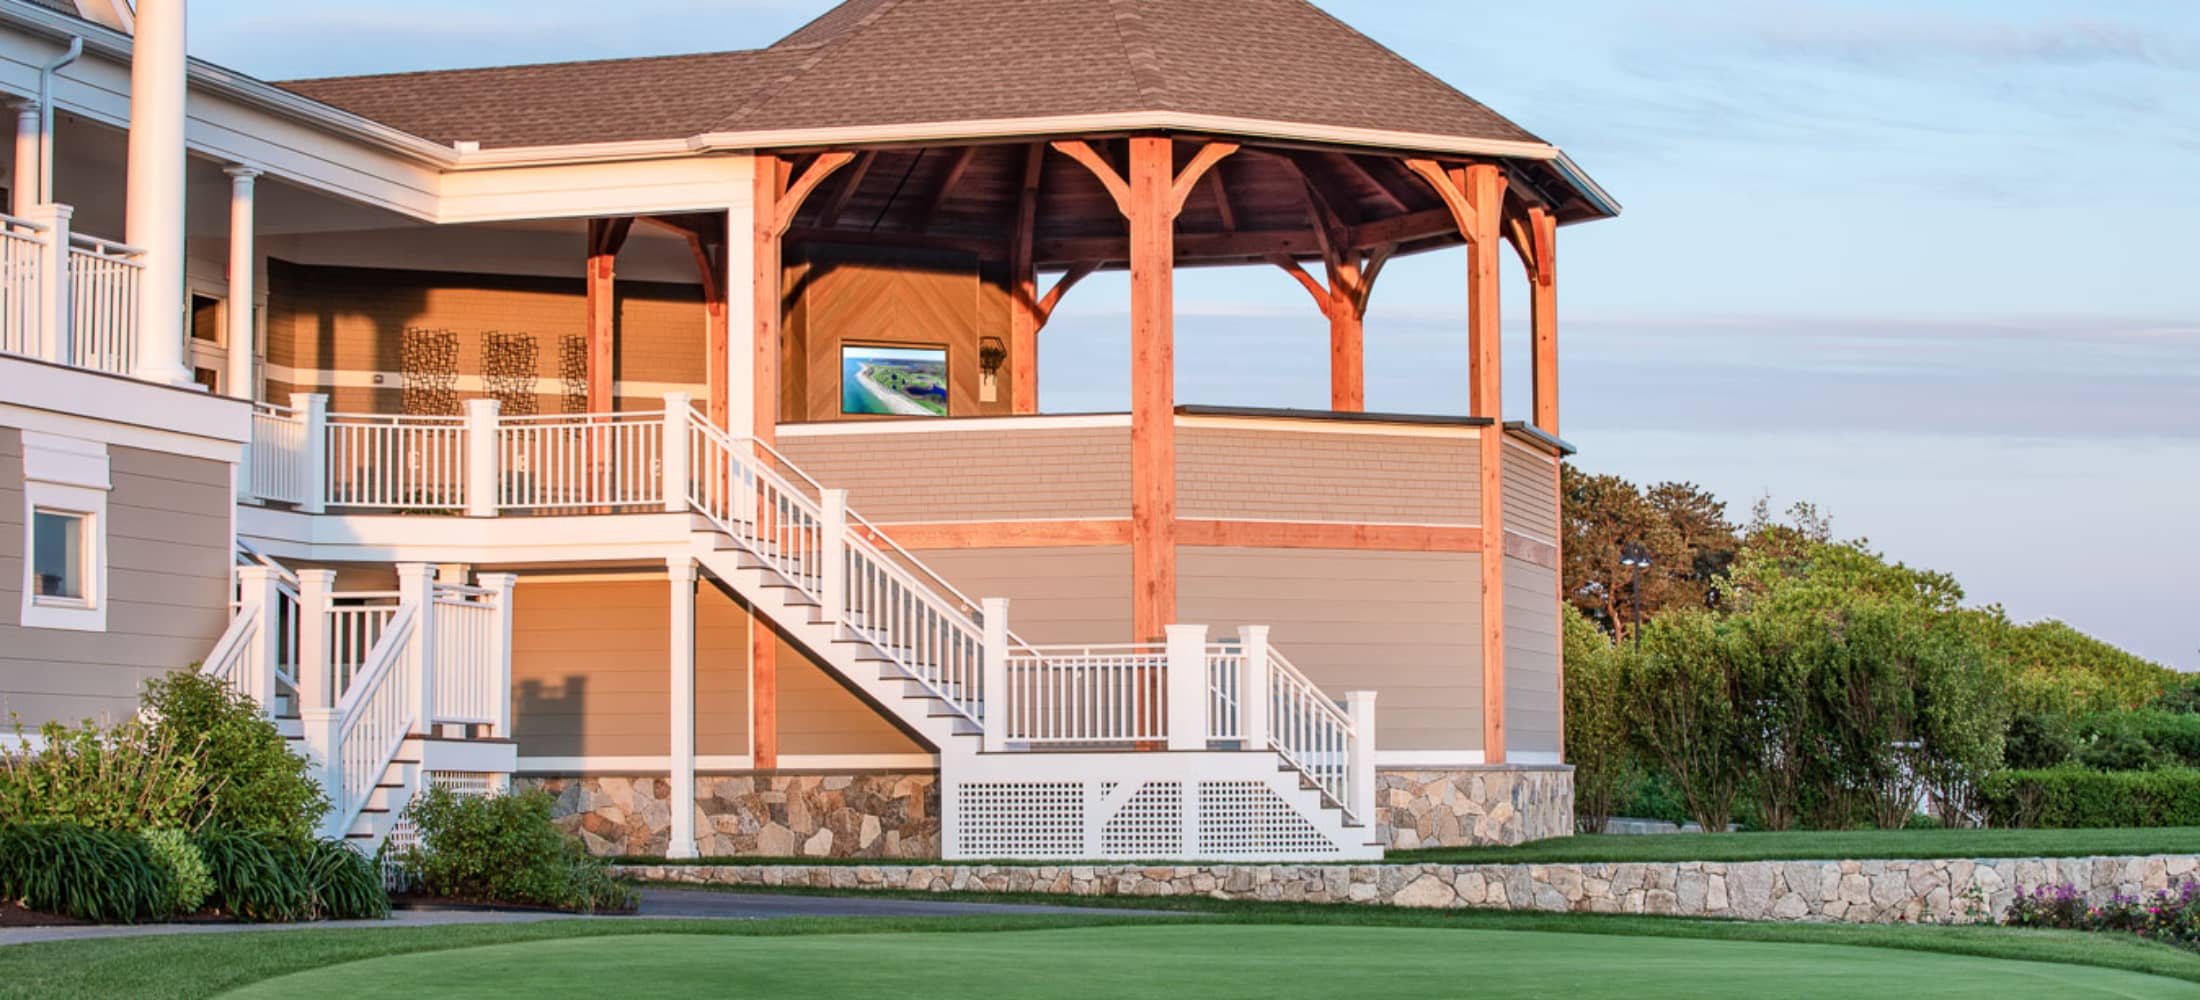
[19,433,108,632]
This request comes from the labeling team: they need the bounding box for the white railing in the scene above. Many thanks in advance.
[66,234,143,376]
[322,605,419,838]
[1000,644,1168,746]
[198,601,262,690]
[0,213,44,359]
[324,413,467,511]
[1264,647,1359,818]
[327,594,400,697]
[251,403,313,506]
[498,410,663,511]
[430,582,500,725]
[1206,642,1246,743]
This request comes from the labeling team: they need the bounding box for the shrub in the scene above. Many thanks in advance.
[0,718,210,831]
[1562,608,1632,833]
[194,829,313,923]
[2073,711,2200,771]
[394,787,636,914]
[139,829,213,916]
[1623,610,1750,833]
[304,839,390,920]
[144,672,326,840]
[1980,768,2200,829]
[0,824,171,923]
[2008,880,2200,952]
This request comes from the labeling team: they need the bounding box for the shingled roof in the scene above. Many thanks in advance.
[280,0,1547,153]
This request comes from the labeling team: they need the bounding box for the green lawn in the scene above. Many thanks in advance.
[1390,826,2200,865]
[187,925,2200,999]
[9,905,2200,999]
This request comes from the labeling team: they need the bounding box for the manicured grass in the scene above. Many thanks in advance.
[11,899,2200,998]
[166,925,2200,999]
[1390,826,2200,866]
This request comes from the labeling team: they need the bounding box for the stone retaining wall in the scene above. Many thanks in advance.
[616,854,2200,925]
[1377,767,1573,849]
[523,773,938,858]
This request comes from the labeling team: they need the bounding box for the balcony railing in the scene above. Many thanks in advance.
[0,206,147,377]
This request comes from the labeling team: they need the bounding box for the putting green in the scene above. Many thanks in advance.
[220,924,2200,999]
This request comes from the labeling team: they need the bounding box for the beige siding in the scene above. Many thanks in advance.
[1503,557,1562,756]
[1501,440,1561,543]
[1178,547,1483,755]
[510,575,919,760]
[1177,425,1479,524]
[910,546,1133,644]
[0,438,233,727]
[781,427,1131,523]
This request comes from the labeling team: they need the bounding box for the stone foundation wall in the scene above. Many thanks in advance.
[523,772,939,858]
[1377,766,1574,849]
[616,854,2200,925]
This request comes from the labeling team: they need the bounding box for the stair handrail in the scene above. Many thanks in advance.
[198,600,261,689]
[323,603,420,839]
[1262,646,1359,821]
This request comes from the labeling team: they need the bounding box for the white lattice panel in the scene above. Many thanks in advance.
[956,782,1086,857]
[1196,780,1338,857]
[1101,782,1184,857]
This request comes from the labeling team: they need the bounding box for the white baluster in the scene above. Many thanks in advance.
[464,398,500,517]
[1347,689,1378,829]
[981,597,1010,754]
[661,394,690,513]
[295,393,328,514]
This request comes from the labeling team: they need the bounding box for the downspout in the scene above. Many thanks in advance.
[37,36,82,205]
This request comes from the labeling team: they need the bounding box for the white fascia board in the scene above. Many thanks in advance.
[433,155,754,225]
[0,355,249,453]
[237,507,699,565]
[690,111,1561,162]
[777,413,1133,438]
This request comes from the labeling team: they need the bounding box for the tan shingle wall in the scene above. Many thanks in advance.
[1501,440,1561,543]
[1176,425,1479,525]
[779,426,1132,522]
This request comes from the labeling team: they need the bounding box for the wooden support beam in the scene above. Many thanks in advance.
[1010,145,1044,415]
[818,150,876,229]
[584,217,633,414]
[916,147,978,233]
[686,232,731,428]
[1051,139,1131,216]
[1529,205,1559,437]
[1128,135,1177,642]
[1333,152,1412,216]
[771,152,857,236]
[1170,142,1241,214]
[752,627,779,771]
[1267,255,1332,315]
[753,152,856,442]
[1208,170,1237,232]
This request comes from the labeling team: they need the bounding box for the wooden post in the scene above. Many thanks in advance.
[1009,145,1043,414]
[1529,206,1559,437]
[1127,136,1177,643]
[1406,158,1510,764]
[1328,261,1366,412]
[585,218,632,414]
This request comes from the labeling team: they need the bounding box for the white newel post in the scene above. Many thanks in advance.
[397,564,438,735]
[127,0,191,386]
[223,166,259,401]
[235,566,282,708]
[819,489,848,627]
[1165,624,1208,751]
[1347,690,1378,832]
[981,597,1010,753]
[660,393,691,513]
[25,201,69,364]
[1237,625,1270,750]
[464,398,500,517]
[295,569,339,832]
[295,392,329,514]
[666,558,698,859]
[477,572,520,739]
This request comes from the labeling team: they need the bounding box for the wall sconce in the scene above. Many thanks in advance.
[978,336,1007,403]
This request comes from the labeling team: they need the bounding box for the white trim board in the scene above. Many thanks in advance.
[515,754,939,773]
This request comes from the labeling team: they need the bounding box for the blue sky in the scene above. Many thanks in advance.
[188,0,2200,668]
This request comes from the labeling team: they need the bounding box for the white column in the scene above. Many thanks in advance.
[294,569,335,709]
[1164,624,1208,752]
[660,392,690,513]
[223,166,258,400]
[126,0,191,386]
[818,489,848,627]
[1237,625,1270,750]
[721,202,756,439]
[478,572,520,739]
[25,201,70,363]
[463,398,500,518]
[396,563,437,735]
[981,597,1010,754]
[11,101,36,218]
[666,557,699,859]
[1347,689,1378,836]
[235,565,282,709]
[294,392,328,514]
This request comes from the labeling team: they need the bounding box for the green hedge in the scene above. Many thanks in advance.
[1981,768,2200,828]
[0,824,174,923]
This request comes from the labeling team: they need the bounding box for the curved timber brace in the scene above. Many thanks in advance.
[1007,144,1101,414]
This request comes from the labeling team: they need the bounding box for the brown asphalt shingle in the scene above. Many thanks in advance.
[277,0,1544,151]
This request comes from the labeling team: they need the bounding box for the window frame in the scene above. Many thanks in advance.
[18,433,109,632]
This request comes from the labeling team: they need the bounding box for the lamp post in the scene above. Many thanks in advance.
[1619,542,1652,652]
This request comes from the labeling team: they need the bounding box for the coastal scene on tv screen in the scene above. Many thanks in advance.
[842,344,949,417]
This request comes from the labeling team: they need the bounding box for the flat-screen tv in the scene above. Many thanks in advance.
[842,344,949,417]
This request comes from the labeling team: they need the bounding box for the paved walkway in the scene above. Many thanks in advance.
[0,888,1148,947]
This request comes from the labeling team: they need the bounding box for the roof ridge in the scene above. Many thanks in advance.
[1288,0,1541,146]
[273,48,764,87]
[1107,0,1173,109]
[713,0,910,132]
